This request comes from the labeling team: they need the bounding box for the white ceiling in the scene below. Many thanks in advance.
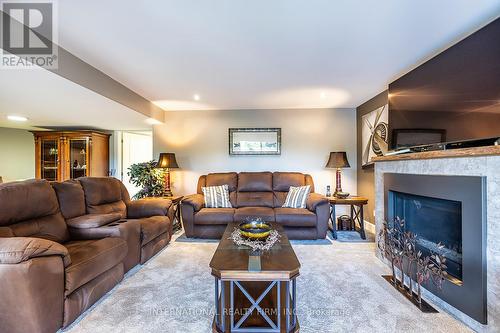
[56,0,500,111]
[0,69,152,130]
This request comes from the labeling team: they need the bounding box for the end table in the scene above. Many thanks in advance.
[327,196,368,240]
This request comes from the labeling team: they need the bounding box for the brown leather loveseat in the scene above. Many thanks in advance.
[0,178,172,333]
[181,172,329,239]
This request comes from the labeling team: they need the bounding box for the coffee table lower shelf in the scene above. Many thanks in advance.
[212,277,300,333]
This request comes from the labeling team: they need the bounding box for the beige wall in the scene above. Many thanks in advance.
[356,91,388,227]
[0,127,35,183]
[153,108,357,198]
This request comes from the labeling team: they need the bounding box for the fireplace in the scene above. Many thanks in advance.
[384,173,487,324]
[391,191,463,282]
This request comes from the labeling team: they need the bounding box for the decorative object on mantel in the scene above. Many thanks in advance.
[361,104,388,167]
[230,218,280,251]
[378,217,448,312]
[229,128,281,155]
[155,152,180,196]
[325,151,350,198]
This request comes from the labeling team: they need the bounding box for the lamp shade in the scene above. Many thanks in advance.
[325,152,350,168]
[156,153,179,169]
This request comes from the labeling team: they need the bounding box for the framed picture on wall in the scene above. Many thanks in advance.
[361,104,388,167]
[229,128,281,155]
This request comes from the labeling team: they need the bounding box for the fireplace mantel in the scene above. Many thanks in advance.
[374,154,500,332]
[373,145,500,162]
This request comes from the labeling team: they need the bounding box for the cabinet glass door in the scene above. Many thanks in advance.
[70,139,88,179]
[41,139,58,181]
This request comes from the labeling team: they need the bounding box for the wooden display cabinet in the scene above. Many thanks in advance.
[32,131,111,181]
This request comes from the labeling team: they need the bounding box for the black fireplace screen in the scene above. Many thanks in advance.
[390,191,463,282]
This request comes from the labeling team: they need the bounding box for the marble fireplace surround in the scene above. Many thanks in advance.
[374,155,500,332]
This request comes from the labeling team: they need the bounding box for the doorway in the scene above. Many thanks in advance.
[120,131,153,197]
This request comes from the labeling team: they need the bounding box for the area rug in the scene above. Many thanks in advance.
[64,232,471,333]
[334,230,376,243]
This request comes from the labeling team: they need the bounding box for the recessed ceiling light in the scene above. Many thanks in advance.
[193,94,200,101]
[7,115,28,122]
[320,92,326,99]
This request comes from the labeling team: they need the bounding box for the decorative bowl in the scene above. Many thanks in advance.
[238,220,272,240]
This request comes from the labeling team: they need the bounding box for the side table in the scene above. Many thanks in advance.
[327,196,368,240]
[165,196,184,231]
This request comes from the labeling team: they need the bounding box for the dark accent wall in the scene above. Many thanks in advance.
[356,90,388,225]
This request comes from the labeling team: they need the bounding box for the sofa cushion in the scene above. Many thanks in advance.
[206,173,238,192]
[78,177,123,206]
[0,180,59,225]
[51,180,86,219]
[275,208,317,227]
[131,216,170,245]
[194,208,235,225]
[0,179,70,243]
[78,177,127,218]
[64,237,127,295]
[204,173,238,207]
[237,192,274,208]
[234,207,275,222]
[273,192,288,207]
[238,172,273,192]
[273,172,306,192]
[8,213,70,243]
[87,201,127,218]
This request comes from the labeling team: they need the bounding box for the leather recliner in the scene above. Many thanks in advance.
[181,172,329,239]
[53,177,174,269]
[0,178,173,333]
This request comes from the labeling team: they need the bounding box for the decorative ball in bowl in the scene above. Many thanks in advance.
[238,219,272,241]
[335,192,350,199]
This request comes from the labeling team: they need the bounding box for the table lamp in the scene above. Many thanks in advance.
[155,153,179,196]
[325,151,350,198]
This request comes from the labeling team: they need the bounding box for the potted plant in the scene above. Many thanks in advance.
[127,160,165,199]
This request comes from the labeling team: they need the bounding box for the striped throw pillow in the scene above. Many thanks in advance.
[202,184,232,208]
[282,185,311,209]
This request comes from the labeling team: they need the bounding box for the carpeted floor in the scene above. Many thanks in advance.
[64,231,471,333]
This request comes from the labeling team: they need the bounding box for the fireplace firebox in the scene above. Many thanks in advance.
[391,191,463,282]
[384,173,487,324]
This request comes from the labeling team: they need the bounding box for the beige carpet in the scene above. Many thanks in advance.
[64,232,471,333]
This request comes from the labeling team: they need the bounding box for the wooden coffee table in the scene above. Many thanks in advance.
[210,222,300,333]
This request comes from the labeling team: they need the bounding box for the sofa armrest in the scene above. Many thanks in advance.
[306,193,329,211]
[181,194,205,212]
[0,237,71,267]
[0,226,14,237]
[66,213,122,229]
[127,198,172,218]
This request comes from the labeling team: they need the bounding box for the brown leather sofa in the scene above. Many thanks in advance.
[181,172,329,239]
[0,178,172,333]
[53,177,174,269]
